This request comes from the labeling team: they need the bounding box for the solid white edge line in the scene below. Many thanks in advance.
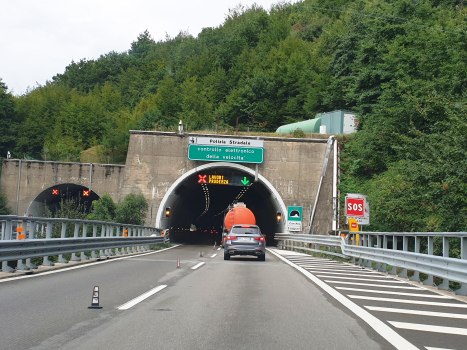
[210,254,217,258]
[312,271,391,278]
[191,262,205,270]
[267,248,418,350]
[389,321,467,336]
[336,287,451,299]
[365,305,467,319]
[0,244,183,283]
[117,285,167,310]
[349,295,467,308]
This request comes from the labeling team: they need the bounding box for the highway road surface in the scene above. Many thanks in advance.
[1,245,465,350]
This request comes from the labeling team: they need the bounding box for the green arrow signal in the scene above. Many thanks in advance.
[241,177,250,185]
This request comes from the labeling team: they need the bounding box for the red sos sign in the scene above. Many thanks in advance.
[346,197,365,217]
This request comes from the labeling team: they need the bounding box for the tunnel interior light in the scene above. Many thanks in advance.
[165,207,171,217]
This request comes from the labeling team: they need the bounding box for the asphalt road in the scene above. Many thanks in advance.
[0,245,387,350]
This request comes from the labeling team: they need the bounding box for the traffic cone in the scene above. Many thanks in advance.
[213,242,216,250]
[200,251,203,257]
[177,258,180,268]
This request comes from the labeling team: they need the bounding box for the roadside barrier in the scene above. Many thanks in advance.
[276,230,467,295]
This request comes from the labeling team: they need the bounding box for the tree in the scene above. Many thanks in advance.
[114,193,148,225]
[0,192,11,215]
[0,80,19,159]
[87,194,117,222]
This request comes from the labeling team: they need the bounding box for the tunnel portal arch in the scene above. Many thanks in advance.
[156,162,287,241]
[27,184,100,217]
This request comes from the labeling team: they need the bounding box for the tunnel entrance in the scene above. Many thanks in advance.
[157,162,286,245]
[27,184,99,217]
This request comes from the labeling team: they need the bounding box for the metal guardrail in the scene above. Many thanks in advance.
[276,230,467,295]
[0,215,167,273]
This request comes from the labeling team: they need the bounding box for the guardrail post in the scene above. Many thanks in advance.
[108,225,115,256]
[456,237,467,295]
[378,235,388,272]
[26,220,38,269]
[1,219,15,272]
[387,235,397,275]
[58,222,69,264]
[423,236,435,286]
[16,220,30,271]
[131,228,137,253]
[92,224,99,259]
[137,228,143,252]
[71,223,81,261]
[99,224,107,259]
[438,237,450,290]
[115,225,122,255]
[42,221,54,266]
[398,236,408,278]
[81,223,89,260]
[409,236,421,282]
[364,234,372,268]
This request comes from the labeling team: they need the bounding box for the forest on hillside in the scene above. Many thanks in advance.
[1,0,467,232]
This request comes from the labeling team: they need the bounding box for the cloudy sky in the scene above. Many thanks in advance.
[1,0,293,95]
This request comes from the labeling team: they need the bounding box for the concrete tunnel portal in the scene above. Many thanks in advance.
[156,162,287,245]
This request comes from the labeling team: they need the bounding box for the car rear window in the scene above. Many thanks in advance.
[230,226,260,235]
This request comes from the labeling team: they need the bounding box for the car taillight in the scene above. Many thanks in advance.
[226,236,237,240]
[254,237,265,242]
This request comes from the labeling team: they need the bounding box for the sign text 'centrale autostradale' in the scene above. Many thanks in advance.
[188,137,264,164]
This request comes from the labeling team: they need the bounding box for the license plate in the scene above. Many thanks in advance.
[239,237,253,241]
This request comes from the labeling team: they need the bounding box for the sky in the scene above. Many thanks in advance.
[1,0,292,96]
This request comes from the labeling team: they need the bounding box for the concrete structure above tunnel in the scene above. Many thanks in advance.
[1,131,335,235]
[119,131,334,235]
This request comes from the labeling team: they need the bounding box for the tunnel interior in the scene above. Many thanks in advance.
[161,167,282,245]
[27,184,99,217]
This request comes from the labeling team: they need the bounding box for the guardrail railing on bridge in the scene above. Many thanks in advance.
[276,231,467,295]
[0,215,167,273]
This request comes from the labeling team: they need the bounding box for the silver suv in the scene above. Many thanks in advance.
[223,225,266,261]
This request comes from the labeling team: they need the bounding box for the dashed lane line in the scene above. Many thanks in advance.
[117,285,167,310]
[325,280,423,289]
[210,253,217,258]
[365,306,467,319]
[267,248,418,350]
[389,321,467,336]
[336,287,452,299]
[191,262,205,270]
[348,295,467,308]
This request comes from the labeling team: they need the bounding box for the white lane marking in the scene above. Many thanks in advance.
[296,263,344,268]
[217,247,221,251]
[325,280,423,290]
[311,271,391,278]
[318,275,404,283]
[191,262,205,270]
[425,347,457,350]
[117,285,167,310]
[306,268,381,274]
[210,254,217,258]
[349,295,467,308]
[389,321,467,336]
[287,257,332,261]
[267,249,418,350]
[0,244,183,283]
[366,306,467,319]
[336,287,451,299]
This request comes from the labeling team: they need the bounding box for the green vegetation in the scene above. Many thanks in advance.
[0,191,11,215]
[88,193,148,226]
[1,0,467,231]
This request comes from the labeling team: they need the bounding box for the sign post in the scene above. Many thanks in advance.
[287,206,302,232]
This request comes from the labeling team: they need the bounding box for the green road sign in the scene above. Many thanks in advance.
[188,144,264,164]
[288,206,302,221]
